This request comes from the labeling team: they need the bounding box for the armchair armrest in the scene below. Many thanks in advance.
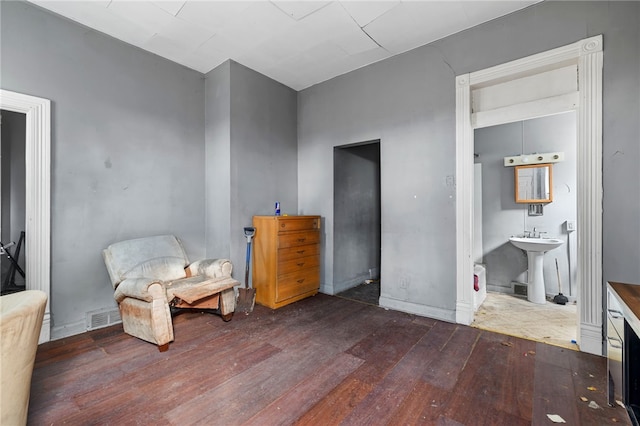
[186,259,233,278]
[114,278,166,303]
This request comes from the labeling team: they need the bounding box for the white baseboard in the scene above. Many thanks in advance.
[319,281,334,295]
[455,300,474,325]
[38,314,51,344]
[580,322,603,356]
[51,319,86,341]
[379,296,456,323]
[487,284,513,294]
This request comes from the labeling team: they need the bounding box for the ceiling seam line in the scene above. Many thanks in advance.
[336,2,389,53]
[360,26,388,52]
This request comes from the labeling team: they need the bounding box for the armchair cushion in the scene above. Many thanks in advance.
[103,235,188,288]
[114,278,165,303]
[168,276,238,304]
[186,258,232,278]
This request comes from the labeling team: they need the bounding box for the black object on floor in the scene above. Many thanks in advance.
[553,258,568,305]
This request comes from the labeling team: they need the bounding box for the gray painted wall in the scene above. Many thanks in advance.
[204,60,298,280]
[229,61,298,279]
[1,110,27,280]
[1,1,206,335]
[204,61,231,260]
[1,0,638,337]
[298,1,640,320]
[299,47,458,315]
[333,142,381,293]
[475,113,578,299]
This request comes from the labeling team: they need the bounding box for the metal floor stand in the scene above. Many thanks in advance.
[1,231,25,295]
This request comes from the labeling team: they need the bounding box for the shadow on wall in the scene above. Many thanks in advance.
[484,242,527,293]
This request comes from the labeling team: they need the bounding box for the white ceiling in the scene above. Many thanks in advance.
[29,1,539,90]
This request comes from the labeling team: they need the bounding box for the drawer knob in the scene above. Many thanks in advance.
[297,279,305,283]
[297,250,305,254]
[297,238,306,242]
[297,263,305,267]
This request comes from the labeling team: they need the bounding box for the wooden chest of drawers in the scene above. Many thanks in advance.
[252,215,321,309]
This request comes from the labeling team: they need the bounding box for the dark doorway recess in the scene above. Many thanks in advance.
[333,140,381,305]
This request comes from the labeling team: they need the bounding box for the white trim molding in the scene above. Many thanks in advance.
[380,295,456,323]
[455,35,603,355]
[0,89,51,343]
[576,37,604,355]
[455,74,474,326]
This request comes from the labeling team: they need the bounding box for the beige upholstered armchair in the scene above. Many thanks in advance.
[103,235,239,351]
[0,290,47,426]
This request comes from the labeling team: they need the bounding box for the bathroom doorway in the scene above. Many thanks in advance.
[471,113,578,349]
[455,36,603,355]
[333,140,381,305]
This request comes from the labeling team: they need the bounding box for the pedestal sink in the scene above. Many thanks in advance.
[509,237,564,304]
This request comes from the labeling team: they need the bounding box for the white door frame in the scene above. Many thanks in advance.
[0,89,51,343]
[455,36,603,355]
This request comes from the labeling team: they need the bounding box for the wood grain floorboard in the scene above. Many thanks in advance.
[532,350,580,425]
[420,325,480,391]
[389,380,454,424]
[440,334,529,425]
[242,352,364,426]
[339,327,453,425]
[27,294,630,426]
[567,345,626,424]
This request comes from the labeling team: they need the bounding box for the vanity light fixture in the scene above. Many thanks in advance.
[504,151,565,167]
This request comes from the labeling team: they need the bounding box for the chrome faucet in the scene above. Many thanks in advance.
[523,228,541,238]
[527,228,548,238]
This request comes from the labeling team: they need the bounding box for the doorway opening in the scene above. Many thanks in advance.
[333,140,381,305]
[1,110,27,295]
[0,89,52,343]
[455,35,603,355]
[471,113,578,350]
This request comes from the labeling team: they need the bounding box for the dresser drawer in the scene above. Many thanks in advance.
[278,231,320,249]
[276,267,320,302]
[278,254,320,274]
[278,244,320,262]
[277,217,320,233]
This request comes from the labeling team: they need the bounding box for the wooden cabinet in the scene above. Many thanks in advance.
[607,282,640,425]
[607,288,624,408]
[252,215,321,309]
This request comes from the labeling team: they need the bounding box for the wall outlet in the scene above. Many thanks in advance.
[399,276,410,289]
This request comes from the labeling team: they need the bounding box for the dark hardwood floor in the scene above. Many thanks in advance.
[29,294,629,425]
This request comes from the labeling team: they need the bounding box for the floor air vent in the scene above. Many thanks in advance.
[513,282,528,297]
[86,307,121,331]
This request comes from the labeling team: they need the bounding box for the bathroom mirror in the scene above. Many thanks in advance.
[515,164,552,203]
